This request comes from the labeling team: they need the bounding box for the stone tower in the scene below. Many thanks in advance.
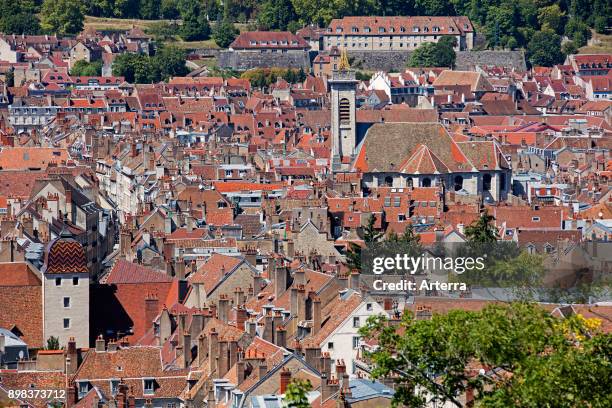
[330,50,358,172]
[42,220,90,348]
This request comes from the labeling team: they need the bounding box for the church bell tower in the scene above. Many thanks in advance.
[330,50,358,172]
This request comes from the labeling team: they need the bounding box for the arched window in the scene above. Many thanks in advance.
[483,174,492,191]
[422,177,431,187]
[454,175,463,191]
[339,98,350,124]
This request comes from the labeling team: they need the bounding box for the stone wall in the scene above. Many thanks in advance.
[455,50,527,71]
[345,50,526,72]
[219,50,310,70]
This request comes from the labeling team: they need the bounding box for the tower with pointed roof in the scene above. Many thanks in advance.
[330,49,358,172]
[42,218,90,348]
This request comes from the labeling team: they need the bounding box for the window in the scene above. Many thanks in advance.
[110,380,119,396]
[398,214,406,221]
[454,175,464,191]
[143,379,155,395]
[353,317,360,327]
[352,336,360,349]
[63,297,70,308]
[327,342,334,350]
[78,382,89,398]
[384,197,391,207]
[63,318,70,329]
[339,98,351,124]
[422,178,431,187]
[532,217,541,222]
[55,277,62,286]
[73,277,79,285]
[366,303,372,311]
[393,197,401,207]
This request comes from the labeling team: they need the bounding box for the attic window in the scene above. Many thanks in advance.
[400,27,406,32]
[143,379,155,395]
[532,217,540,222]
[413,26,420,33]
[351,27,358,33]
[364,27,371,33]
[378,27,385,33]
[336,28,343,33]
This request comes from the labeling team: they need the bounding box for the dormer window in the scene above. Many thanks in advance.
[336,27,343,33]
[249,41,256,45]
[351,26,358,33]
[389,27,395,32]
[364,26,371,33]
[400,27,406,32]
[379,27,385,33]
[449,27,454,32]
[433,26,440,32]
[423,26,429,32]
[143,378,155,395]
[413,26,420,32]
[291,40,298,45]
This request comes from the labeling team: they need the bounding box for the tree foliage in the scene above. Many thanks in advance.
[46,336,60,350]
[0,0,40,35]
[257,0,298,31]
[41,0,84,35]
[527,29,565,67]
[409,36,456,67]
[70,60,103,76]
[283,379,312,407]
[213,19,239,48]
[464,210,498,243]
[178,0,211,41]
[360,302,611,408]
[112,46,187,83]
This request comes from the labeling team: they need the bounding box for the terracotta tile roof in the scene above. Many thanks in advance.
[104,260,172,284]
[433,70,493,92]
[327,16,472,36]
[0,262,40,286]
[230,32,309,50]
[0,284,42,347]
[303,291,362,347]
[493,206,567,229]
[212,181,286,193]
[0,370,65,406]
[189,253,243,293]
[0,147,70,170]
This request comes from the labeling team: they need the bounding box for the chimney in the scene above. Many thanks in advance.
[253,273,263,296]
[235,306,247,330]
[246,319,257,337]
[144,294,159,330]
[312,296,321,334]
[258,361,267,380]
[107,340,118,352]
[292,339,302,357]
[237,359,246,385]
[349,270,360,291]
[262,312,274,343]
[218,340,229,376]
[174,257,185,280]
[190,311,203,339]
[197,334,208,366]
[304,345,321,370]
[65,188,72,221]
[183,332,192,368]
[290,287,298,318]
[336,359,346,379]
[218,294,230,323]
[321,373,339,402]
[228,338,238,368]
[131,142,137,158]
[320,352,331,379]
[275,327,287,348]
[293,268,305,286]
[273,312,283,342]
[280,368,292,394]
[274,262,288,298]
[66,337,77,374]
[95,335,105,352]
[234,286,244,307]
[297,286,306,322]
[208,329,219,373]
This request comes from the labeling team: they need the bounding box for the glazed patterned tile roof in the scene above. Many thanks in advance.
[43,235,88,274]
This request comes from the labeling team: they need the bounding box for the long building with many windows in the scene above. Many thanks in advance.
[324,16,475,52]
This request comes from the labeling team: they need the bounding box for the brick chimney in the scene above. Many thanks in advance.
[228,338,238,369]
[218,294,230,323]
[280,368,291,394]
[237,359,246,385]
[320,352,331,379]
[144,294,159,330]
[198,334,208,366]
[293,268,305,286]
[130,142,137,157]
[312,295,321,335]
[66,381,77,408]
[349,270,360,290]
[174,257,185,280]
[253,273,263,296]
[321,374,339,402]
[297,285,306,322]
[207,384,216,408]
[290,287,298,318]
[246,318,257,337]
[235,306,248,330]
[66,337,77,374]
[190,311,203,339]
[336,359,346,381]
[258,360,267,380]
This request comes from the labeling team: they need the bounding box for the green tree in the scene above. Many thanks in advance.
[561,40,578,56]
[178,0,211,41]
[594,16,607,34]
[70,60,103,76]
[213,19,239,48]
[527,29,564,67]
[139,0,161,19]
[160,0,180,19]
[415,0,454,16]
[0,0,41,35]
[565,18,591,47]
[360,302,611,408]
[41,0,84,35]
[153,46,189,81]
[464,210,498,243]
[363,213,383,244]
[46,336,60,350]
[408,37,456,68]
[283,379,312,407]
[257,0,297,31]
[537,4,565,34]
